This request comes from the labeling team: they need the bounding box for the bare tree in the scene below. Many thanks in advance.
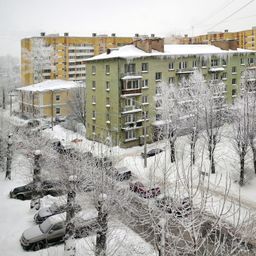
[5,133,13,180]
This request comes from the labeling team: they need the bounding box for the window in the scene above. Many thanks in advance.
[106,97,110,105]
[125,130,135,140]
[222,59,227,66]
[92,96,96,104]
[92,125,95,133]
[232,88,237,96]
[141,63,148,72]
[221,73,227,80]
[125,63,136,73]
[125,114,135,123]
[55,95,60,101]
[125,98,135,106]
[105,65,110,74]
[156,114,162,121]
[155,72,162,81]
[56,107,60,114]
[179,61,187,69]
[212,73,219,80]
[232,78,236,85]
[240,58,245,65]
[106,81,110,90]
[156,99,162,108]
[168,62,174,70]
[169,77,174,84]
[92,81,96,90]
[232,66,236,74]
[92,110,96,118]
[192,60,197,68]
[211,59,219,67]
[248,58,254,65]
[126,80,139,90]
[92,65,96,74]
[106,113,110,122]
[142,79,148,88]
[201,59,207,67]
[142,95,148,103]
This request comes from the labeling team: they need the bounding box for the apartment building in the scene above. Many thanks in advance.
[85,37,256,148]
[21,33,133,85]
[180,27,256,51]
[16,80,83,120]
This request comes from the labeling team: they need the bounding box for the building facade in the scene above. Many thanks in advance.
[21,33,133,85]
[16,80,83,120]
[85,38,256,148]
[179,27,256,51]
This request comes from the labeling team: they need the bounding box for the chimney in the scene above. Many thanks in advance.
[184,34,188,38]
[64,32,69,37]
[224,29,229,33]
[151,34,155,38]
[212,40,238,50]
[92,33,97,37]
[111,33,116,37]
[40,32,45,37]
[133,37,164,53]
[135,33,139,38]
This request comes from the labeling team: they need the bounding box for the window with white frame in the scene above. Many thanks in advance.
[192,60,197,68]
[211,59,219,67]
[106,81,110,90]
[168,62,174,70]
[125,114,135,123]
[141,63,148,72]
[126,80,139,90]
[92,96,96,104]
[92,81,96,90]
[92,65,96,74]
[105,65,110,74]
[92,125,95,133]
[106,113,110,121]
[169,77,174,84]
[232,78,236,85]
[201,59,207,67]
[142,79,148,88]
[211,73,219,80]
[125,130,135,140]
[55,95,60,101]
[142,95,148,103]
[240,58,245,65]
[124,63,136,73]
[92,110,96,118]
[125,98,135,106]
[155,72,162,81]
[179,61,187,69]
[232,66,236,73]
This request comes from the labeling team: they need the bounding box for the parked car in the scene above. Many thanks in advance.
[129,181,161,198]
[141,148,163,158]
[107,167,132,181]
[9,180,63,201]
[20,213,99,251]
[34,202,82,224]
[156,196,191,217]
[27,119,40,128]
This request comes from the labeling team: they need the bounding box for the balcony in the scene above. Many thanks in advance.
[209,66,225,72]
[176,68,194,74]
[121,105,142,114]
[121,72,142,80]
[121,88,142,97]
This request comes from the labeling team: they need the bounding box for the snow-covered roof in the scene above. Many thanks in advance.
[16,80,83,92]
[86,44,255,61]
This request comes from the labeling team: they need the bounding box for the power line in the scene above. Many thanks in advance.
[194,0,237,27]
[207,0,255,31]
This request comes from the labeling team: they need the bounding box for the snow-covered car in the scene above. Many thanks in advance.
[156,196,191,217]
[34,202,82,224]
[129,181,161,198]
[107,167,132,181]
[27,119,40,128]
[9,180,63,200]
[20,212,99,251]
[141,148,163,158]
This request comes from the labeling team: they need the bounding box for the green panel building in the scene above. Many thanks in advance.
[85,38,256,148]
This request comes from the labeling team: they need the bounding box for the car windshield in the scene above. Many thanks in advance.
[39,218,52,233]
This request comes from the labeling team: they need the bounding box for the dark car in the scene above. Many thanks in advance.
[27,119,40,128]
[106,167,132,181]
[34,203,82,224]
[156,196,191,217]
[141,148,163,158]
[9,180,63,201]
[20,213,99,251]
[129,181,161,198]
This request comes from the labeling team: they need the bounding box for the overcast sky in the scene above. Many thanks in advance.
[0,0,255,57]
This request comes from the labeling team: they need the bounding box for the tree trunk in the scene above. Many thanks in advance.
[208,135,216,174]
[239,149,246,186]
[30,150,42,210]
[252,147,256,175]
[0,135,5,172]
[96,200,108,256]
[190,142,196,165]
[5,134,12,180]
[2,88,5,110]
[64,177,77,256]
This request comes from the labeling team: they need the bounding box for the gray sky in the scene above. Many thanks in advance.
[0,0,255,57]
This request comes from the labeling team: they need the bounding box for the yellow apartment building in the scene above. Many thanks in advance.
[16,80,83,120]
[21,33,133,85]
[179,27,256,50]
